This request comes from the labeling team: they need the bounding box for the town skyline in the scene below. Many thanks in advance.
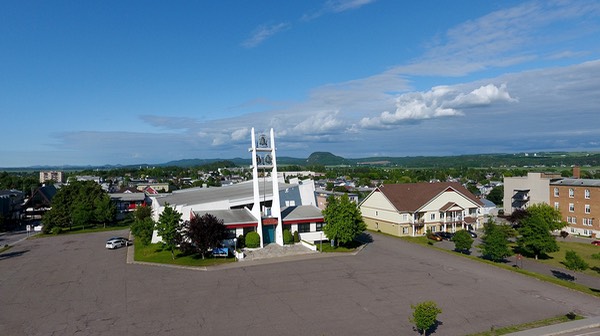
[2,1,600,168]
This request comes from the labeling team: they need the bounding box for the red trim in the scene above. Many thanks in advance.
[224,223,258,228]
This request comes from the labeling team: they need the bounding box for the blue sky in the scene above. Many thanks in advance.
[1,0,600,167]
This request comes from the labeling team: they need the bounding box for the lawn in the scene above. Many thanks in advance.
[134,243,236,267]
[36,223,132,237]
[533,240,600,277]
[319,240,363,252]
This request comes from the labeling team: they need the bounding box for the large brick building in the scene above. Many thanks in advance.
[550,178,600,237]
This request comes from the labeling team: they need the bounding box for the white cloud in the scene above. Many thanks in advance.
[302,0,376,20]
[446,83,517,108]
[358,83,516,129]
[394,1,600,77]
[230,127,249,141]
[290,110,345,135]
[242,22,290,48]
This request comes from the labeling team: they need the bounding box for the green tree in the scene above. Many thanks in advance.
[156,204,183,259]
[410,301,442,336]
[322,194,366,247]
[517,212,559,260]
[563,250,589,274]
[42,180,106,231]
[452,230,473,253]
[526,203,566,231]
[94,193,116,228]
[181,213,227,259]
[480,220,513,262]
[130,217,154,246]
[134,204,152,222]
[487,186,503,205]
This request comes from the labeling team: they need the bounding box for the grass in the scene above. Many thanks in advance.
[466,314,583,336]
[394,233,600,298]
[35,223,131,238]
[319,240,363,252]
[533,240,600,277]
[0,244,12,253]
[134,243,236,267]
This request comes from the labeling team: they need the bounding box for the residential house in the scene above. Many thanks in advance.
[360,182,484,237]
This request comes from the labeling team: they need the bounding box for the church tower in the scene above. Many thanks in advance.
[249,128,283,247]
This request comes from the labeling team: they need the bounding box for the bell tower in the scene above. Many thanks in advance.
[249,128,283,247]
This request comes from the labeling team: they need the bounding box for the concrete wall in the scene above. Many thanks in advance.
[503,173,551,215]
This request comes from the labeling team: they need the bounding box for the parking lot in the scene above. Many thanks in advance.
[1,230,599,335]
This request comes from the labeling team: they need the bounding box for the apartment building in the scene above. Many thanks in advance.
[550,178,600,237]
[39,171,64,183]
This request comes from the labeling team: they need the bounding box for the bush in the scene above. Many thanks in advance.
[246,231,260,248]
[42,224,54,234]
[237,234,245,249]
[283,229,293,244]
[51,226,62,235]
[293,231,300,243]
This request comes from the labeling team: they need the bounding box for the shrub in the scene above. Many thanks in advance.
[246,231,260,248]
[283,229,293,244]
[237,234,245,249]
[293,231,300,243]
[51,226,62,235]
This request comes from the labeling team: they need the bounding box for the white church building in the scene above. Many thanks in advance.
[151,128,326,247]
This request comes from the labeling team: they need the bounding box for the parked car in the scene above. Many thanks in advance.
[109,237,132,246]
[438,232,454,240]
[427,232,443,241]
[592,241,600,246]
[105,237,130,249]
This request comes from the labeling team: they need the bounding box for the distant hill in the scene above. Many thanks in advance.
[4,151,600,171]
[306,152,349,166]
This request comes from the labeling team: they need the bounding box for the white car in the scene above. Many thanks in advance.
[105,238,127,249]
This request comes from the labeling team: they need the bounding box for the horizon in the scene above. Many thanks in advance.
[2,150,599,170]
[2,1,600,168]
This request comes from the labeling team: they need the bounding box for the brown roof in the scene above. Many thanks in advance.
[376,182,483,212]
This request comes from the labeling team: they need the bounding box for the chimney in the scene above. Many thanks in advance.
[573,166,581,179]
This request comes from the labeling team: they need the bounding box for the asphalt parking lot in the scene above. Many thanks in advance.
[1,230,599,336]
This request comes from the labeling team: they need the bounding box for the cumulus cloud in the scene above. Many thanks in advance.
[358,84,515,129]
[446,83,517,108]
[242,22,290,48]
[290,111,345,135]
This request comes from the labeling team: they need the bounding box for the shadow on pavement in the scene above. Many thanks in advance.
[357,232,373,243]
[551,269,575,281]
[0,249,29,261]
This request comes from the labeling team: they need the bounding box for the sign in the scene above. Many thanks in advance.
[262,218,278,225]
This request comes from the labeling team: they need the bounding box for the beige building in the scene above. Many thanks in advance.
[503,172,560,215]
[360,182,484,237]
[39,171,64,183]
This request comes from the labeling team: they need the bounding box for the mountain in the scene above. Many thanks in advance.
[306,152,349,166]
